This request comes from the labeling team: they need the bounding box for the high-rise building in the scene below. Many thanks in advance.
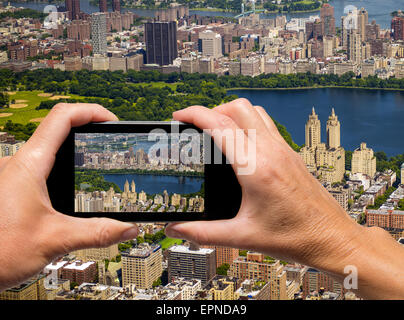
[341,7,358,49]
[357,7,369,41]
[300,108,345,183]
[228,252,287,300]
[199,30,222,58]
[347,29,362,64]
[0,275,47,300]
[65,0,80,20]
[121,243,162,289]
[326,108,340,149]
[168,244,216,285]
[67,20,91,40]
[351,142,377,178]
[305,107,321,148]
[145,21,178,66]
[302,268,345,298]
[392,17,404,41]
[65,0,72,19]
[320,3,335,36]
[202,246,240,268]
[91,12,108,55]
[99,0,107,12]
[112,0,121,13]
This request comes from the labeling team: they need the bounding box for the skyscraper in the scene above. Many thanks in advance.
[91,12,107,55]
[65,0,72,20]
[199,30,223,58]
[320,3,336,36]
[99,0,108,12]
[347,29,362,64]
[326,108,340,149]
[357,7,369,41]
[392,17,404,41]
[305,107,321,148]
[66,0,81,20]
[300,108,345,183]
[145,21,178,66]
[112,0,121,13]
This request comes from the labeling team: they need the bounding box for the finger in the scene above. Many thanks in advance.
[173,106,246,169]
[214,98,268,136]
[47,213,138,256]
[253,106,285,143]
[0,156,11,171]
[16,103,118,179]
[165,219,242,248]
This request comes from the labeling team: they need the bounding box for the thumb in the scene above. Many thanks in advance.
[49,214,139,255]
[165,219,239,247]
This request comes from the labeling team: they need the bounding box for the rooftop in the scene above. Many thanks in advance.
[168,245,214,255]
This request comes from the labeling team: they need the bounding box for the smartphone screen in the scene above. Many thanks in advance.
[74,132,205,214]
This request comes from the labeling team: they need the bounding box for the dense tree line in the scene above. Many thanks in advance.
[0,8,47,21]
[375,152,404,185]
[75,170,122,193]
[3,121,37,141]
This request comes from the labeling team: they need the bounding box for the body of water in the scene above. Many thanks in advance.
[228,88,404,156]
[11,0,397,29]
[103,173,204,195]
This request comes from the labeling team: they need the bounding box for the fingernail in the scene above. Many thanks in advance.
[120,226,138,242]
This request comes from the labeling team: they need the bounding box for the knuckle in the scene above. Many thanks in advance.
[93,218,113,248]
[218,114,234,128]
[234,98,252,109]
[51,103,69,113]
[255,105,266,113]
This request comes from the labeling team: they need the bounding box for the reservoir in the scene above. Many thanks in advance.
[102,173,204,195]
[228,88,404,157]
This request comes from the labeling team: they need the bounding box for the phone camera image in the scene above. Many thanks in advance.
[47,121,241,222]
[74,132,205,214]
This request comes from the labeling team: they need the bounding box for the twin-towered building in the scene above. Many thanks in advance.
[299,108,345,183]
[300,108,378,183]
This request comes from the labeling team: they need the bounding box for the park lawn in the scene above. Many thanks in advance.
[159,237,183,250]
[0,90,85,126]
[132,82,178,90]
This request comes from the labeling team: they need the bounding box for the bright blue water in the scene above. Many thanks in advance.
[228,88,404,156]
[103,173,203,195]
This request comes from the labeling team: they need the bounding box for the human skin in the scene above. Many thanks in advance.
[0,103,138,292]
[165,98,404,300]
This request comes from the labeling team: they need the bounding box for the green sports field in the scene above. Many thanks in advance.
[1,90,85,126]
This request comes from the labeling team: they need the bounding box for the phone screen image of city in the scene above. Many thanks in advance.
[74,132,205,213]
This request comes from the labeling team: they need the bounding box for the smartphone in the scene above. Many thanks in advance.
[47,121,242,222]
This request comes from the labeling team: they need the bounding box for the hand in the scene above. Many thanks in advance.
[165,99,404,299]
[0,103,138,291]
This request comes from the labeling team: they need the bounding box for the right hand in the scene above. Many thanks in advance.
[166,98,363,269]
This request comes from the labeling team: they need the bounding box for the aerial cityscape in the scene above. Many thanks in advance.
[0,0,404,301]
